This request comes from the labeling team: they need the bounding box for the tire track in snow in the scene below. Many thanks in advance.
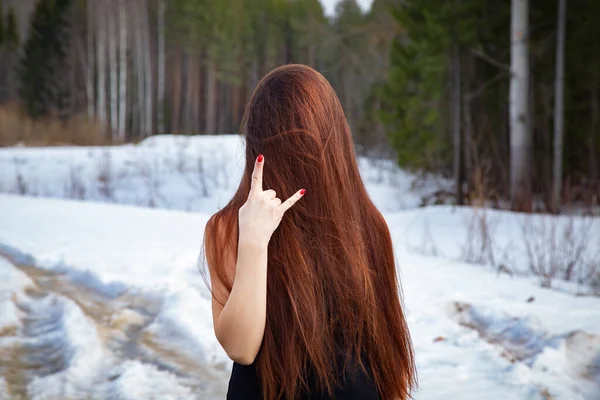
[0,261,74,399]
[0,250,228,399]
[449,301,600,399]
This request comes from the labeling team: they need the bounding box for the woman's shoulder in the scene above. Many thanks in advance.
[205,208,235,244]
[203,209,238,299]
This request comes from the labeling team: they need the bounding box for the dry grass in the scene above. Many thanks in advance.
[0,103,111,147]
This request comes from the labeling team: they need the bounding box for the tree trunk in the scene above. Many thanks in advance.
[157,0,165,134]
[590,67,598,187]
[462,54,475,196]
[218,80,227,133]
[108,0,118,140]
[141,0,153,136]
[190,53,200,133]
[96,0,107,136]
[86,0,95,120]
[343,70,353,130]
[232,82,241,130]
[74,34,88,114]
[133,0,145,138]
[540,83,553,205]
[172,48,182,134]
[196,52,204,133]
[452,45,463,205]
[181,51,191,132]
[205,57,217,134]
[118,0,127,141]
[127,44,136,139]
[552,0,567,213]
[509,0,531,210]
[61,10,76,120]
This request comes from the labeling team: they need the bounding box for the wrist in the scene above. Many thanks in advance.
[238,235,269,251]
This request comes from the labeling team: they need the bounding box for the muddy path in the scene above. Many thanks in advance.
[0,251,228,400]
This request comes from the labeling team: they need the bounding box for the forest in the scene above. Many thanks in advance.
[0,0,598,213]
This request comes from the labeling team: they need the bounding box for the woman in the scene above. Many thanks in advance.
[203,64,416,400]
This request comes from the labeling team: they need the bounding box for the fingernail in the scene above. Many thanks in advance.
[300,189,306,195]
[257,154,264,163]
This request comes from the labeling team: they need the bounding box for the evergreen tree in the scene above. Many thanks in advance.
[380,0,484,171]
[325,0,368,133]
[0,0,597,203]
[288,0,327,67]
[381,1,448,170]
[380,0,600,204]
[5,8,19,47]
[0,6,20,102]
[0,3,4,47]
[19,0,72,118]
[0,6,20,53]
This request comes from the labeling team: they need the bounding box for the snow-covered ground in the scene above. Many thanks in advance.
[0,135,598,400]
[0,135,448,213]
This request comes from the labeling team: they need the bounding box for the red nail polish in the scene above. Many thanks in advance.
[257,154,264,162]
[300,189,306,195]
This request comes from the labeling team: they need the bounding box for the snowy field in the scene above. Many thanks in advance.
[0,135,448,213]
[0,135,599,400]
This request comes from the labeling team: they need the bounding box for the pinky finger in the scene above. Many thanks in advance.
[280,189,306,213]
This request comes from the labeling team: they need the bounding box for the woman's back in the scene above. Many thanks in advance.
[227,349,380,400]
[203,64,415,400]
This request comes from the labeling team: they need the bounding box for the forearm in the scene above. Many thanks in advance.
[216,240,268,365]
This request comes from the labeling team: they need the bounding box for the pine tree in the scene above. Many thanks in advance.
[5,7,19,47]
[379,0,483,173]
[0,6,20,102]
[379,0,452,170]
[19,0,72,118]
[0,6,20,55]
[0,3,4,47]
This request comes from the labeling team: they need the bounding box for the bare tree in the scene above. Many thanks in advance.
[118,0,128,141]
[157,0,166,134]
[510,0,531,210]
[96,0,108,135]
[552,0,567,212]
[205,58,217,134]
[108,0,119,139]
[132,0,145,136]
[172,48,182,134]
[86,0,96,120]
[452,44,463,205]
[591,67,599,187]
[141,0,153,136]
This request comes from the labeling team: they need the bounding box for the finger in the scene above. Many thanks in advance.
[272,197,282,207]
[264,189,277,200]
[250,154,264,194]
[280,189,306,213]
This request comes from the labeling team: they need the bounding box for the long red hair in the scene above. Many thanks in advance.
[203,64,416,399]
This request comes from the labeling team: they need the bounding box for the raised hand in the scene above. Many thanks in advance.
[238,154,305,247]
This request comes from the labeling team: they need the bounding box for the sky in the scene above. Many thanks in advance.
[319,0,374,16]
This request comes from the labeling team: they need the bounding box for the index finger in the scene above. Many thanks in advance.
[280,189,306,213]
[250,154,264,194]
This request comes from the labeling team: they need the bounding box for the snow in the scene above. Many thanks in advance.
[0,134,447,214]
[0,256,33,333]
[0,135,598,399]
[320,0,374,16]
[393,206,600,292]
[400,248,600,400]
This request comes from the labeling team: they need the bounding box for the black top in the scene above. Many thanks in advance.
[227,354,380,400]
